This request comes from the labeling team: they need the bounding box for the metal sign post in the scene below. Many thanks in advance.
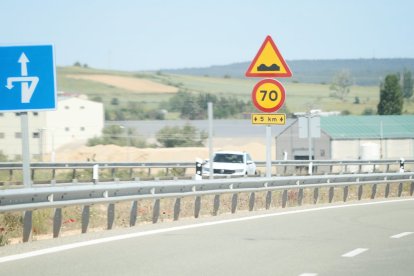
[0,45,56,188]
[266,125,272,177]
[245,35,292,178]
[208,102,214,179]
[20,112,31,187]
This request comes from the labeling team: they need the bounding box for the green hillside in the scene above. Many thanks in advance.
[163,58,414,86]
[56,65,414,118]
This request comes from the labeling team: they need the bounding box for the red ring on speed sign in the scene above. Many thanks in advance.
[251,79,286,113]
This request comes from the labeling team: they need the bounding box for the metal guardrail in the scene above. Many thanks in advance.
[0,172,413,243]
[0,159,412,184]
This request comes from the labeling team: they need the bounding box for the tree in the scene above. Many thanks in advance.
[87,125,147,148]
[377,74,403,115]
[329,70,353,101]
[156,124,206,148]
[402,70,413,99]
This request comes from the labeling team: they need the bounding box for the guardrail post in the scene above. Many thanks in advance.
[298,188,304,206]
[152,199,160,223]
[371,184,377,199]
[265,191,272,209]
[231,193,238,214]
[93,164,99,184]
[282,190,288,208]
[111,168,116,180]
[385,183,390,198]
[174,198,181,221]
[52,169,56,183]
[313,188,319,204]
[398,182,403,197]
[213,195,220,216]
[358,185,363,200]
[329,186,334,203]
[23,211,32,242]
[53,208,62,238]
[72,169,76,182]
[107,204,115,230]
[9,169,13,181]
[81,206,90,233]
[194,196,201,218]
[249,192,255,211]
[31,169,35,183]
[343,186,349,202]
[411,181,414,196]
[130,201,138,226]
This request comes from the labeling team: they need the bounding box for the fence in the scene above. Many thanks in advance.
[0,159,412,185]
[0,172,413,243]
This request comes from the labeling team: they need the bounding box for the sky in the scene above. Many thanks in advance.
[1,0,413,71]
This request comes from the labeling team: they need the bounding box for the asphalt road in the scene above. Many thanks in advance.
[0,199,413,276]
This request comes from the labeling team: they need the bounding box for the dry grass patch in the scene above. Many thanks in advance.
[67,74,178,93]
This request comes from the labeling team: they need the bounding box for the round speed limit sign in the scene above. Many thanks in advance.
[251,79,286,113]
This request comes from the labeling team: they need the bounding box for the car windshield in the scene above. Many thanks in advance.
[213,154,244,163]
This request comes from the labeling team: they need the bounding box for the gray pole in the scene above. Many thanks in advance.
[20,112,31,188]
[266,125,272,177]
[308,114,312,161]
[208,102,213,179]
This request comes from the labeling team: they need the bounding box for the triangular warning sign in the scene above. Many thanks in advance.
[245,36,292,78]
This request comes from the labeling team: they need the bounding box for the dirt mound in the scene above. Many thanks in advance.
[54,140,270,163]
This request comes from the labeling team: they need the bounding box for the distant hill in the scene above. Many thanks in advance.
[162,59,414,86]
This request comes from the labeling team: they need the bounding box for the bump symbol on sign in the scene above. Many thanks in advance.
[245,35,292,78]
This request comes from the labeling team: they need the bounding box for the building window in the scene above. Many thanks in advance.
[80,127,85,131]
[65,127,70,131]
[33,112,38,116]
[65,106,69,110]
[15,132,21,138]
[0,133,4,138]
[0,113,3,117]
[80,106,85,109]
[15,113,21,117]
[33,132,40,138]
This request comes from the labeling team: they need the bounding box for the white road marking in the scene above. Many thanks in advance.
[0,198,413,264]
[342,248,369,258]
[299,273,318,276]
[390,232,414,239]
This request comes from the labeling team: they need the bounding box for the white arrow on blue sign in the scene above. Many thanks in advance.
[0,45,56,112]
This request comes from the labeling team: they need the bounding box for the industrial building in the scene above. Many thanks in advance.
[276,115,414,162]
[0,96,104,160]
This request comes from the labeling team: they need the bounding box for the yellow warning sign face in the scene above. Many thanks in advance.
[245,36,292,78]
[251,113,286,125]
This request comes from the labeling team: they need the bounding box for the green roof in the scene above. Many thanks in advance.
[321,115,414,139]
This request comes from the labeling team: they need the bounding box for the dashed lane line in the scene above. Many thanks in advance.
[342,248,369,258]
[390,232,413,239]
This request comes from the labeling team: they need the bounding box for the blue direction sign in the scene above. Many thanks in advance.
[0,45,56,112]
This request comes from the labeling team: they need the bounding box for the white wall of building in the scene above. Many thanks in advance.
[331,139,413,160]
[0,97,104,160]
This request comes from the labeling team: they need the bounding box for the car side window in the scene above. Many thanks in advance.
[246,154,252,162]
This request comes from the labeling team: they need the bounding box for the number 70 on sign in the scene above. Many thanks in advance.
[251,79,286,113]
